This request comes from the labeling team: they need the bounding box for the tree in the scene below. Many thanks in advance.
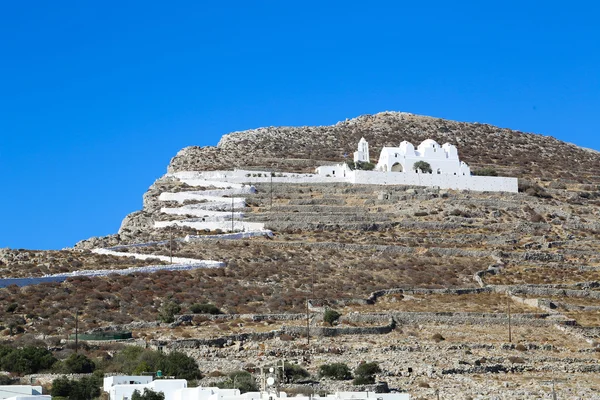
[164,351,202,380]
[51,375,101,400]
[0,345,57,375]
[318,363,352,380]
[353,362,381,385]
[63,353,96,373]
[131,388,165,400]
[413,161,432,174]
[158,301,181,323]
[51,377,72,397]
[323,309,341,325]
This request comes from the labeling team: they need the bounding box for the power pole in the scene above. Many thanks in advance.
[75,309,79,354]
[169,227,173,264]
[231,197,235,232]
[507,296,512,343]
[306,296,310,345]
[270,172,273,211]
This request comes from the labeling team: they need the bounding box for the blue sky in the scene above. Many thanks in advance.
[1,1,598,250]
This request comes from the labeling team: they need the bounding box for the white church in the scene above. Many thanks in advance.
[316,138,518,192]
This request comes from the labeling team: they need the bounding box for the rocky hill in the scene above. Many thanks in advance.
[3,112,600,398]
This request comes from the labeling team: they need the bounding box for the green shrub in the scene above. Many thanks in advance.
[323,309,341,325]
[472,167,498,176]
[158,301,181,323]
[5,303,18,313]
[353,362,381,385]
[345,161,375,171]
[354,362,381,378]
[132,388,165,400]
[284,362,310,383]
[51,375,101,400]
[352,375,375,385]
[0,345,57,375]
[413,161,432,174]
[189,303,222,315]
[216,371,258,393]
[107,347,201,380]
[319,363,352,380]
[63,353,96,373]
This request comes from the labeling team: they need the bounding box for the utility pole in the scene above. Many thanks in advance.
[169,227,173,264]
[270,171,273,211]
[75,309,79,354]
[231,197,235,232]
[507,296,512,343]
[306,296,310,345]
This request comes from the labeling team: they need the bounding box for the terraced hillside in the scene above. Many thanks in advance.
[2,112,600,398]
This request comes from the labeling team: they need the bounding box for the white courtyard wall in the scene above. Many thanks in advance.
[350,171,518,192]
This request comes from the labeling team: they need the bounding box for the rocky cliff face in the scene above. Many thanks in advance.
[168,111,600,181]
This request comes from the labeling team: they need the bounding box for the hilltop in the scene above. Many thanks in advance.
[170,112,600,182]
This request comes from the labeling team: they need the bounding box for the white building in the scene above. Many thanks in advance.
[314,138,518,193]
[107,378,187,400]
[353,137,370,163]
[375,139,471,176]
[103,376,409,400]
[0,385,49,400]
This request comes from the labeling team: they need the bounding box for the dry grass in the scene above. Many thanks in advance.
[343,293,537,313]
[486,265,600,285]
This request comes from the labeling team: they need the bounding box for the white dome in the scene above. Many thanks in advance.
[419,139,440,148]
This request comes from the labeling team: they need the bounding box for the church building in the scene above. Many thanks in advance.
[375,139,471,176]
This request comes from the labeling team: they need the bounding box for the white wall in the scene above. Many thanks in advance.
[110,380,187,400]
[154,220,266,232]
[350,170,518,193]
[0,386,43,399]
[104,376,154,393]
[167,168,517,193]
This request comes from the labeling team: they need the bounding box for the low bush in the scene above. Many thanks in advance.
[189,303,222,315]
[472,167,498,176]
[323,309,341,325]
[216,371,258,393]
[284,362,310,383]
[132,388,165,400]
[319,363,352,380]
[353,362,381,385]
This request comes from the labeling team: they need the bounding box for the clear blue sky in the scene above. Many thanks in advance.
[1,1,598,250]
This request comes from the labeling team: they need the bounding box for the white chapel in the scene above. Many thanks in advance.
[375,139,472,176]
[314,137,518,193]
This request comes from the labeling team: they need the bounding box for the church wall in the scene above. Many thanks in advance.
[350,170,519,193]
